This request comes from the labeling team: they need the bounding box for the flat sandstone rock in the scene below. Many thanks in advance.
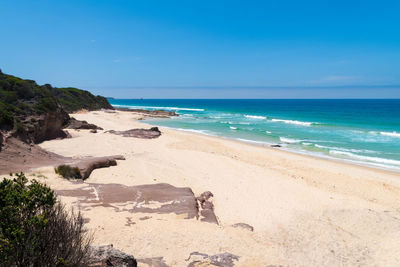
[106,127,161,139]
[57,183,218,223]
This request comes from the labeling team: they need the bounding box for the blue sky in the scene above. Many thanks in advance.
[1,0,400,98]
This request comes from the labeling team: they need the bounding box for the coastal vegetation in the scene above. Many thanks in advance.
[0,69,113,143]
[0,173,92,266]
[55,165,82,179]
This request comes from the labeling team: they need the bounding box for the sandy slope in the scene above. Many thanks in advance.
[25,110,400,266]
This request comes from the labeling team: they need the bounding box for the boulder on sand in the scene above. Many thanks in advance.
[196,191,218,224]
[89,244,137,267]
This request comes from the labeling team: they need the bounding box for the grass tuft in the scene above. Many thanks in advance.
[55,165,82,179]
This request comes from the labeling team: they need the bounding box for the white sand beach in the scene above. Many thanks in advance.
[27,110,400,266]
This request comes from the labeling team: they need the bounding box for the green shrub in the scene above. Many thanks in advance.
[0,102,13,128]
[0,173,92,266]
[0,70,113,130]
[55,165,82,179]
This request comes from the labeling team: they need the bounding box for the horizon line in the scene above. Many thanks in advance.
[91,85,400,90]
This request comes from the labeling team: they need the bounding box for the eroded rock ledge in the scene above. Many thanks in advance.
[56,183,219,224]
[66,118,103,130]
[76,155,125,179]
[106,127,161,139]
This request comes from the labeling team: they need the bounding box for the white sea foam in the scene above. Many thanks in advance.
[280,137,302,144]
[112,104,204,111]
[171,128,209,135]
[266,131,272,134]
[380,131,400,138]
[229,126,237,130]
[244,115,266,119]
[329,150,400,166]
[236,138,270,145]
[314,144,376,154]
[271,119,315,126]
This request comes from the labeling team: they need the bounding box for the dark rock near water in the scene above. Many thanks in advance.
[106,127,161,139]
[89,245,137,267]
[116,108,178,118]
[90,129,97,133]
[270,144,281,148]
[186,252,239,267]
[231,223,254,232]
[67,118,103,130]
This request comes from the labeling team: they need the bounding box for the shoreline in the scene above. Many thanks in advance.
[21,110,400,266]
[143,119,400,175]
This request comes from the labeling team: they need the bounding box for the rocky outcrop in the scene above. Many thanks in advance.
[196,191,218,224]
[185,252,239,267]
[55,155,125,179]
[116,108,178,118]
[270,144,282,148]
[0,71,115,173]
[13,107,70,144]
[66,118,103,130]
[57,183,199,218]
[89,245,137,267]
[1,71,113,142]
[106,127,161,139]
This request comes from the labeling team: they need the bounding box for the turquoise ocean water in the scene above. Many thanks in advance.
[109,99,400,172]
